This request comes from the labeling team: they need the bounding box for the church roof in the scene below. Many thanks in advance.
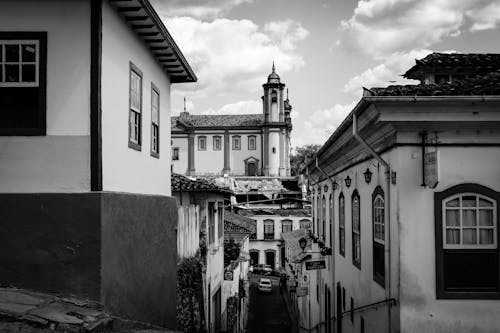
[172,113,264,130]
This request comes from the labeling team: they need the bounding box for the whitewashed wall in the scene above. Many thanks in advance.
[172,136,188,174]
[101,1,172,195]
[0,0,91,192]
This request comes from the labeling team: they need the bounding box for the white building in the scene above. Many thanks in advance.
[0,0,195,328]
[307,53,500,333]
[171,64,293,177]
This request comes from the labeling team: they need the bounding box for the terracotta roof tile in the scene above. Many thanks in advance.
[224,211,256,233]
[171,173,231,193]
[172,113,264,130]
[369,71,500,97]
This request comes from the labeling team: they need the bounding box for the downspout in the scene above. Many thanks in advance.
[352,113,393,333]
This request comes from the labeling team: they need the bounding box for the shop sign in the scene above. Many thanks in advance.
[424,150,439,189]
[305,260,326,270]
[297,287,309,297]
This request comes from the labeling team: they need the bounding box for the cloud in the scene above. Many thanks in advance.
[291,102,357,147]
[164,17,308,99]
[203,100,261,115]
[467,2,500,31]
[151,0,253,20]
[340,0,499,59]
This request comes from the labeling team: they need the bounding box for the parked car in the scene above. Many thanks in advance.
[253,264,273,275]
[258,278,272,293]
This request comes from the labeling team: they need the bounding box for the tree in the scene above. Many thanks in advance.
[224,238,241,267]
[290,144,321,176]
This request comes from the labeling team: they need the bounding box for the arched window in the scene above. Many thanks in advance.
[435,183,499,299]
[282,219,293,233]
[329,193,334,248]
[232,135,241,150]
[263,219,275,240]
[352,190,361,268]
[339,193,345,256]
[372,186,385,287]
[213,136,221,150]
[248,135,256,150]
[322,194,326,241]
[317,192,321,236]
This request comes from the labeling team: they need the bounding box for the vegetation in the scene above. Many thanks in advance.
[290,144,321,176]
[224,238,241,267]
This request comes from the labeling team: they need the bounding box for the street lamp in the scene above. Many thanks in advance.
[363,168,373,184]
[344,175,352,188]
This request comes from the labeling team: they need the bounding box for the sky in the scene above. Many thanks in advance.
[151,0,500,148]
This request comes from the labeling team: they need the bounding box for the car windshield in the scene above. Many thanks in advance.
[260,279,271,285]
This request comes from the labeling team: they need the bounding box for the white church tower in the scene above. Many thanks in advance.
[262,63,292,177]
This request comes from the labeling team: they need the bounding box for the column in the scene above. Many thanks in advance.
[223,131,231,174]
[279,128,285,176]
[187,131,195,175]
[263,128,269,176]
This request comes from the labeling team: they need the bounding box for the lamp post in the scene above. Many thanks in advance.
[344,175,352,188]
[363,168,373,184]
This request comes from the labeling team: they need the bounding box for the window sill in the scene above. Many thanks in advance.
[128,141,141,151]
[353,261,361,270]
[151,151,159,159]
[437,290,500,300]
[373,274,385,288]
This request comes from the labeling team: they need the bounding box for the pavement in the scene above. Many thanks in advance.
[246,274,291,333]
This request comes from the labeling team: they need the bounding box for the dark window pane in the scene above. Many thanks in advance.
[22,64,36,82]
[0,87,40,129]
[443,250,498,291]
[0,66,3,82]
[462,196,476,207]
[0,45,3,62]
[5,64,19,82]
[5,44,19,62]
[22,44,36,62]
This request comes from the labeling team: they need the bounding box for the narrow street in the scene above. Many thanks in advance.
[246,274,291,333]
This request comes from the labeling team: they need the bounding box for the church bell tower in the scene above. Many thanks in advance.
[262,63,291,177]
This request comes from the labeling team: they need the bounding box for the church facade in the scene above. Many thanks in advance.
[171,65,293,177]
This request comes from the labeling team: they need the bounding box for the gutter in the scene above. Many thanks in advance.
[352,112,393,333]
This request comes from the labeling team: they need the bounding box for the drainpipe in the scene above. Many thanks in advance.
[352,113,392,333]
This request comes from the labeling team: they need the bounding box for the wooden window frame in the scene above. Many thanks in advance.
[339,192,345,257]
[352,190,361,269]
[281,219,293,234]
[372,186,385,287]
[213,135,222,151]
[198,135,207,151]
[232,135,241,150]
[300,219,311,231]
[128,62,142,151]
[172,147,179,160]
[0,32,47,136]
[248,135,256,150]
[435,183,500,299]
[263,219,275,240]
[150,83,160,158]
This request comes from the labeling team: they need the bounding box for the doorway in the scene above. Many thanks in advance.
[250,250,259,266]
[265,250,275,268]
[247,162,257,176]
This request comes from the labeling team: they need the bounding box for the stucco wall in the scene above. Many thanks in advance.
[101,2,171,195]
[195,133,225,175]
[229,133,262,175]
[397,146,500,333]
[268,131,280,175]
[0,0,91,192]
[172,136,188,174]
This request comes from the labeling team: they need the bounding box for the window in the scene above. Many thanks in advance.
[150,84,160,157]
[322,195,326,241]
[272,147,276,154]
[372,186,385,287]
[339,193,345,256]
[248,135,256,150]
[300,219,311,231]
[352,190,361,268]
[232,135,241,150]
[208,202,215,245]
[0,32,47,135]
[172,147,179,160]
[129,63,142,150]
[198,136,206,150]
[435,183,499,299]
[282,220,292,233]
[330,194,334,248]
[213,136,221,151]
[264,219,275,240]
[317,193,321,236]
[342,287,346,310]
[217,202,224,239]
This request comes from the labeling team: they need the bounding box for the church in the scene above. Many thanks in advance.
[171,65,293,177]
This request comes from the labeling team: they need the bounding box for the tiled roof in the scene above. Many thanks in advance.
[172,113,264,129]
[237,208,310,217]
[404,53,500,79]
[224,211,256,233]
[171,173,231,193]
[281,229,312,262]
[368,71,500,97]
